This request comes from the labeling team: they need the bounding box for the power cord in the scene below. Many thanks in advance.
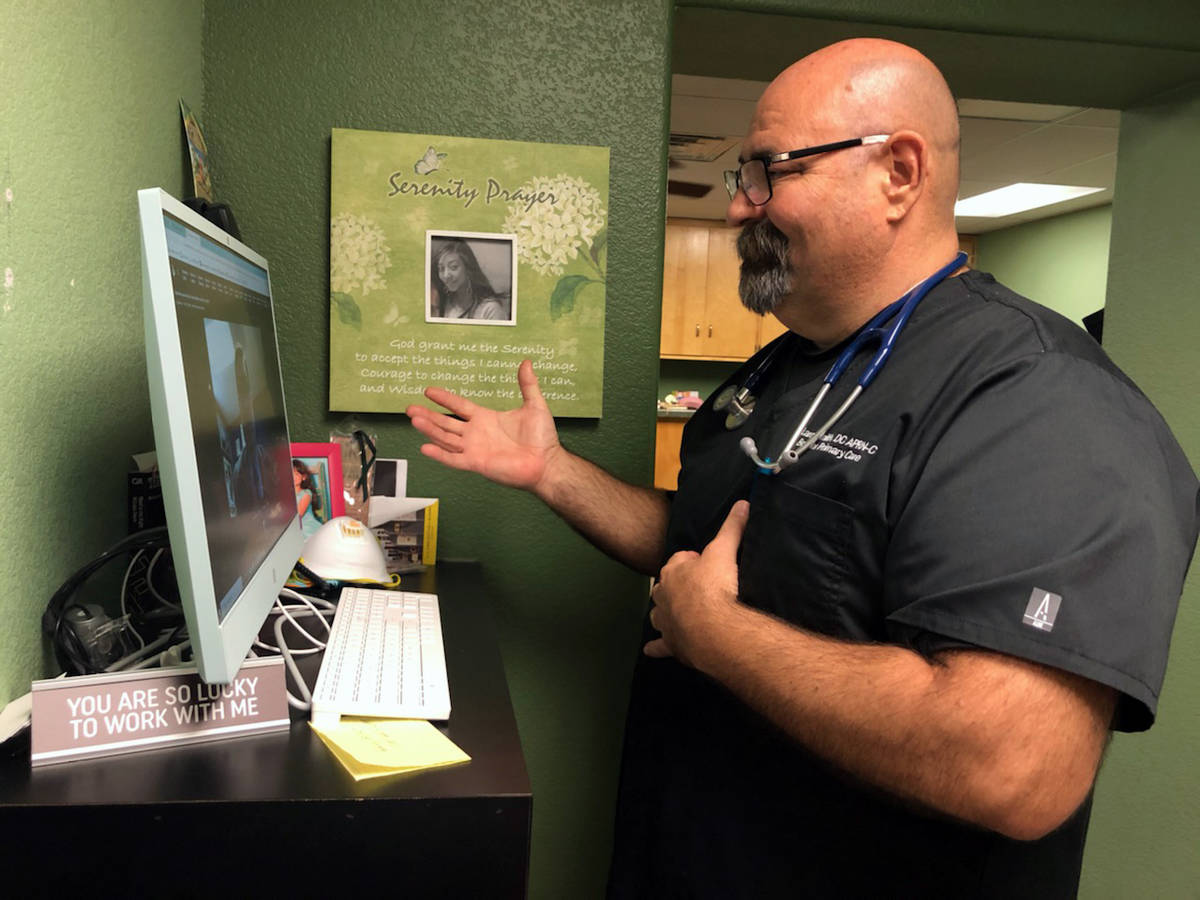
[40,532,400,712]
[42,527,177,676]
[251,590,337,711]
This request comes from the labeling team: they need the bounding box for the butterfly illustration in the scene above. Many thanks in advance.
[414,146,447,176]
[382,304,410,327]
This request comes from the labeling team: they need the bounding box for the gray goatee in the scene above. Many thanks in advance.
[737,219,793,315]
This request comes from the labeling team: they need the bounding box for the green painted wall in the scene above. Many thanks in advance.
[975,205,1113,329]
[3,1,1198,897]
[201,2,669,895]
[0,1,204,705]
[1078,82,1200,900]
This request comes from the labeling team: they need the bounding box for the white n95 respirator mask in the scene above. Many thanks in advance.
[300,517,390,583]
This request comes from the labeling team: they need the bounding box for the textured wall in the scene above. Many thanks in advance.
[1079,82,1200,899]
[0,1,203,706]
[198,2,1199,897]
[201,2,669,895]
[976,205,1113,328]
[3,1,1194,897]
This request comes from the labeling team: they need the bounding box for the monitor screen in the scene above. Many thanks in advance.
[139,188,304,683]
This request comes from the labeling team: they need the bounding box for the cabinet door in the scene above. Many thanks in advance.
[660,221,710,357]
[654,419,686,490]
[703,226,761,360]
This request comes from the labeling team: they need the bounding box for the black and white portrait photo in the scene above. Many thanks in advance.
[426,231,517,325]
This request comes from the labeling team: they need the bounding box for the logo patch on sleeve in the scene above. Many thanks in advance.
[1023,588,1062,632]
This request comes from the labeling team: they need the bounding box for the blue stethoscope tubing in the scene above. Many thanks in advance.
[738,251,968,474]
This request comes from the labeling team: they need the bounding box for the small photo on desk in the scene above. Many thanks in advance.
[291,442,345,539]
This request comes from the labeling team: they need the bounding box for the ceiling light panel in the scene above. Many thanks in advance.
[955,183,1105,217]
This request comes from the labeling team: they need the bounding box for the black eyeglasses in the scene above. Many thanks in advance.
[724,134,890,206]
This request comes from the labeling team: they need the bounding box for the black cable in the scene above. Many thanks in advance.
[42,527,171,674]
[353,429,376,501]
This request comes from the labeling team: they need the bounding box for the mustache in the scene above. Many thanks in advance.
[736,219,792,315]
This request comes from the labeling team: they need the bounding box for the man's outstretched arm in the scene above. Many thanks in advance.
[406,359,671,576]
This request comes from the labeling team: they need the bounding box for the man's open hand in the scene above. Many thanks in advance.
[406,359,561,492]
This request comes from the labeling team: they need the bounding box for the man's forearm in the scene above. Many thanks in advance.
[693,603,1113,840]
[532,444,670,577]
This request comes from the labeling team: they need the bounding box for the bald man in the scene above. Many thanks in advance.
[408,39,1197,897]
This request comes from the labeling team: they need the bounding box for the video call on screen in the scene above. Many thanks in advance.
[165,214,294,620]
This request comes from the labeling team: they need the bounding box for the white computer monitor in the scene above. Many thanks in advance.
[138,188,304,683]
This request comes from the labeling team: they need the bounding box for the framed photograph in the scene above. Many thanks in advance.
[290,442,345,539]
[179,99,213,202]
[426,230,518,326]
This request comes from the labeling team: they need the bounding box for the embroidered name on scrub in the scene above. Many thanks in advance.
[795,429,879,463]
[1023,588,1062,631]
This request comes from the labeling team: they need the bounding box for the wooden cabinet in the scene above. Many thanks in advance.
[660,218,784,361]
[654,418,686,490]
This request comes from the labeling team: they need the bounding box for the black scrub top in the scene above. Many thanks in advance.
[608,271,1199,899]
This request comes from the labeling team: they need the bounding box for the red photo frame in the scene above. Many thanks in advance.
[290,442,345,536]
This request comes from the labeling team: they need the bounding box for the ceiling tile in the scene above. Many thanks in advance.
[957,178,1013,199]
[1043,153,1118,187]
[670,94,755,137]
[958,99,1084,121]
[959,117,1047,162]
[1056,108,1122,128]
[960,124,1119,183]
[672,74,769,102]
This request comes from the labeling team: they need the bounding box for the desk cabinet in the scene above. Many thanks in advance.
[660,218,785,360]
[0,564,531,898]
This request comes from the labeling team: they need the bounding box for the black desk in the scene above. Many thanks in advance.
[0,563,531,898]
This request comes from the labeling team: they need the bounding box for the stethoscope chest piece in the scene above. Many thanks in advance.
[713,384,757,430]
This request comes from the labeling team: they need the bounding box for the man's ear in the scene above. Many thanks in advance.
[881,131,926,223]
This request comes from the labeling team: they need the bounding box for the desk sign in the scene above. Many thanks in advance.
[31,658,289,766]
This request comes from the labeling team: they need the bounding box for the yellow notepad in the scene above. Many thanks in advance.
[311,717,470,781]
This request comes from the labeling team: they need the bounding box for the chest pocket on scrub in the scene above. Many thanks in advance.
[740,479,855,637]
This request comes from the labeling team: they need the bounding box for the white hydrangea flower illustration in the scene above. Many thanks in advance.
[330,212,392,295]
[502,175,606,277]
[404,206,431,234]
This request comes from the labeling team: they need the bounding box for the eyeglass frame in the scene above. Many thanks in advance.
[723,134,891,206]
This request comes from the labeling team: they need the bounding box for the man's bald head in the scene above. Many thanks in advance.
[730,39,964,345]
[756,39,960,221]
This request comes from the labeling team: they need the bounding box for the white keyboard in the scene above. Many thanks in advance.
[310,587,451,729]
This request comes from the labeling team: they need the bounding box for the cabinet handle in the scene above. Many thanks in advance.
[695,324,700,337]
[708,324,713,338]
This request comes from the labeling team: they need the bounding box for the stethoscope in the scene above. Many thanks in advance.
[713,252,967,475]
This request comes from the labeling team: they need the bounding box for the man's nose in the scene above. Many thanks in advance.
[725,188,766,228]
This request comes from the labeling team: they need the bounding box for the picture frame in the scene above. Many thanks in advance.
[425,230,518,325]
[290,442,345,538]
